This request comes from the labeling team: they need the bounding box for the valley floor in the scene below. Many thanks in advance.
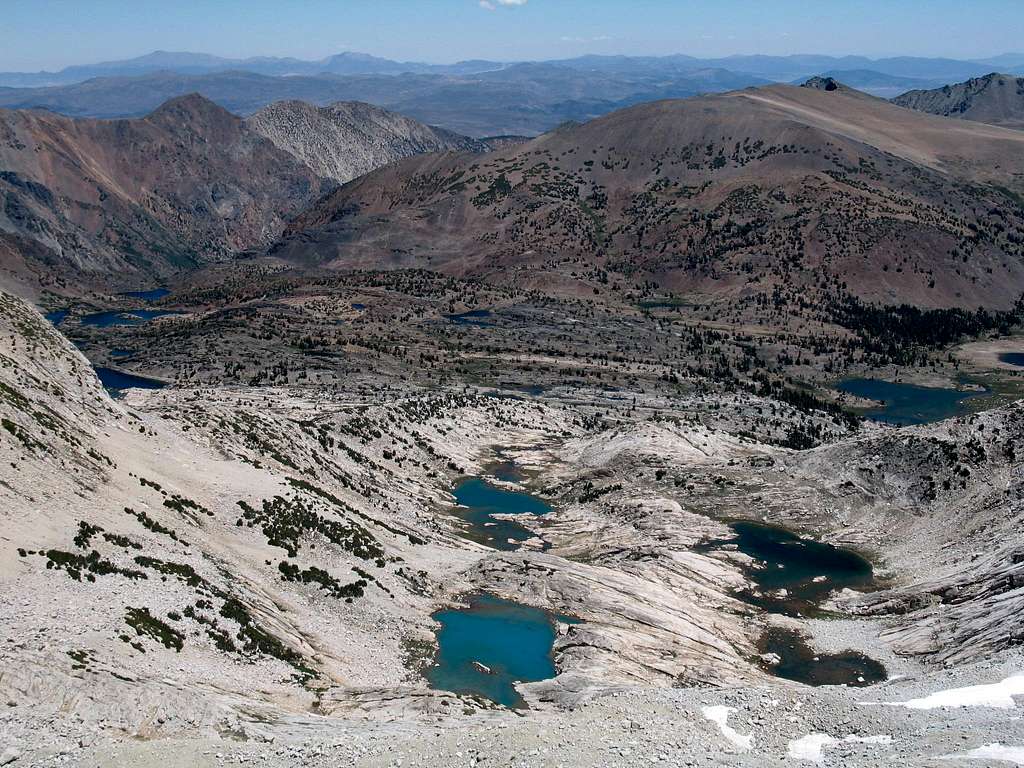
[1,291,1023,767]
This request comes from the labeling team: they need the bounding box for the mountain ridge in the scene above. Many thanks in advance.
[0,93,331,288]
[892,72,1024,129]
[272,82,1024,313]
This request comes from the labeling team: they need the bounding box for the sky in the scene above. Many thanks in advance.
[1,0,1022,71]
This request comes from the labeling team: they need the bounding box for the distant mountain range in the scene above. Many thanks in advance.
[0,65,770,137]
[0,50,510,88]
[0,50,1021,137]
[2,50,1019,88]
[4,71,1024,304]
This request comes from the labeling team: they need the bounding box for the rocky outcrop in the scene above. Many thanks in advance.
[801,76,843,92]
[246,100,486,184]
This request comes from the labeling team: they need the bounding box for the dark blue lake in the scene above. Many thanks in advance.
[428,595,571,708]
[698,521,885,686]
[94,366,166,394]
[81,309,181,328]
[109,348,133,358]
[836,377,985,425]
[45,310,69,326]
[698,521,873,617]
[499,383,547,398]
[999,353,1024,368]
[451,477,551,550]
[446,309,493,327]
[121,288,170,302]
[760,627,887,687]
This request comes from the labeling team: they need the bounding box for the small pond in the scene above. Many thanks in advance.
[497,383,547,398]
[445,309,493,327]
[120,288,170,302]
[836,377,986,426]
[998,352,1024,368]
[428,594,576,708]
[451,477,551,551]
[44,310,69,326]
[760,627,887,687]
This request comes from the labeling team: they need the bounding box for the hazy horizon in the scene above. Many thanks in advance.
[2,0,1022,72]
[6,47,1024,74]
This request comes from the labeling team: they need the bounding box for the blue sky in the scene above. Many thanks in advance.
[1,0,1022,71]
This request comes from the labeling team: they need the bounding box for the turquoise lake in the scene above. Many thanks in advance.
[836,377,985,425]
[428,594,570,708]
[451,477,551,550]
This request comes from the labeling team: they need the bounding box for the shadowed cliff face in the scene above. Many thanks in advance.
[273,83,1024,313]
[0,93,331,286]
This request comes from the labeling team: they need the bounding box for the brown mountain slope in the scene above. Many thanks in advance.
[245,100,486,184]
[272,83,1024,312]
[893,73,1024,130]
[0,94,331,287]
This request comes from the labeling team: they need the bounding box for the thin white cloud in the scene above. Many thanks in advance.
[480,0,526,9]
[560,34,613,43]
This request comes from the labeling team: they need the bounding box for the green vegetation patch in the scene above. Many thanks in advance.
[277,561,367,600]
[125,607,183,652]
[236,495,384,562]
[219,598,315,681]
[43,549,148,583]
[134,556,204,587]
[124,506,186,546]
[287,477,424,545]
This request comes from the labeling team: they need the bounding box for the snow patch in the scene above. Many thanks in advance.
[863,675,1024,710]
[788,734,892,763]
[940,743,1024,765]
[701,705,753,751]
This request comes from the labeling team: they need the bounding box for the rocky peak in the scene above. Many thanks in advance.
[802,76,843,92]
[144,92,240,131]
